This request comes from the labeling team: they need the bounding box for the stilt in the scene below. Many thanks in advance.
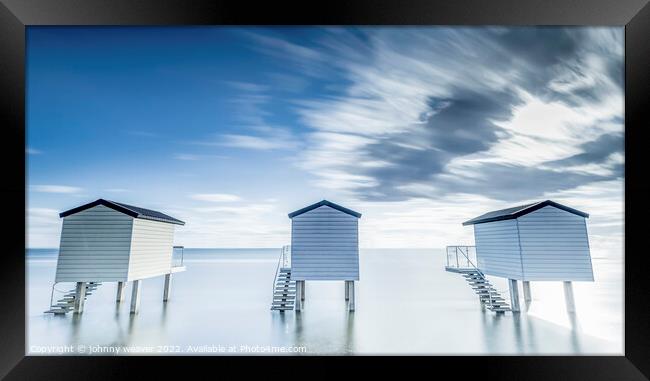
[523,281,532,303]
[163,274,172,302]
[130,280,141,314]
[347,281,355,311]
[563,281,575,313]
[345,281,349,301]
[301,280,305,301]
[73,281,86,314]
[116,281,125,302]
[508,279,520,312]
[295,281,303,311]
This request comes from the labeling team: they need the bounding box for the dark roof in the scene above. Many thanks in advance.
[462,200,588,226]
[288,200,362,219]
[60,199,185,225]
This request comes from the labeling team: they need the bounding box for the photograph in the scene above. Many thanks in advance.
[25,25,624,356]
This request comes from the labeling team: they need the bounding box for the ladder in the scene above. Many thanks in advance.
[44,282,101,314]
[445,246,511,313]
[270,245,295,311]
[461,270,511,312]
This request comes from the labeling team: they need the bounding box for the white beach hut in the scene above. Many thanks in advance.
[270,200,361,311]
[46,199,186,315]
[446,200,593,313]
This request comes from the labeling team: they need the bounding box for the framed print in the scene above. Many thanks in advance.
[1,0,649,379]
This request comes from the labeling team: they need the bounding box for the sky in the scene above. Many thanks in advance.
[26,26,624,253]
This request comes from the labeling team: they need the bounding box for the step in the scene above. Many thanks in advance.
[53,303,74,308]
[480,296,505,301]
[271,302,295,306]
[44,310,69,314]
[487,306,511,312]
[271,307,294,311]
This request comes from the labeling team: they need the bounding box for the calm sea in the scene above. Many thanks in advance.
[26,248,622,355]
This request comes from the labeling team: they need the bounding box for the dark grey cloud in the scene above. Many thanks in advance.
[332,28,624,202]
[545,132,623,169]
[361,88,520,198]
[438,164,613,202]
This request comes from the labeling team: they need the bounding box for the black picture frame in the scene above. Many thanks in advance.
[1,0,648,379]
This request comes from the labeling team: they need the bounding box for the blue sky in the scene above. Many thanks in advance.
[27,27,624,252]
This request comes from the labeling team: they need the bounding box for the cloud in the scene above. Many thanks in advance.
[242,31,329,77]
[190,193,242,202]
[545,132,623,170]
[174,153,201,161]
[27,208,62,248]
[26,148,42,155]
[172,202,289,248]
[31,185,83,194]
[220,127,300,150]
[195,80,302,151]
[263,27,625,202]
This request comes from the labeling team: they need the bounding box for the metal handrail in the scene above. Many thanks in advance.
[48,282,76,307]
[271,245,291,296]
[446,245,479,271]
[446,245,505,308]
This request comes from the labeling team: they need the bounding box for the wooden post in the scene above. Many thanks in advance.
[73,282,86,314]
[523,281,532,303]
[163,274,172,302]
[345,281,349,301]
[301,280,305,301]
[347,281,355,311]
[295,281,303,311]
[116,281,125,302]
[130,280,141,314]
[563,281,576,313]
[508,279,520,312]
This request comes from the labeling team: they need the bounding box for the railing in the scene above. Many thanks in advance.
[281,245,291,268]
[172,246,184,267]
[445,245,509,310]
[446,246,478,269]
[271,245,291,294]
[48,282,74,308]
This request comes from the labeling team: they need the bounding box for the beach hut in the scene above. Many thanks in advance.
[46,199,185,315]
[270,200,361,311]
[449,200,593,313]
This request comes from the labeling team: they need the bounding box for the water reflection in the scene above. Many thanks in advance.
[28,249,621,355]
[344,311,354,354]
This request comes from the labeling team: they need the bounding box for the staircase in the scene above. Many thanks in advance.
[460,269,510,312]
[45,282,102,314]
[271,267,296,311]
[445,246,511,313]
[271,245,295,311]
